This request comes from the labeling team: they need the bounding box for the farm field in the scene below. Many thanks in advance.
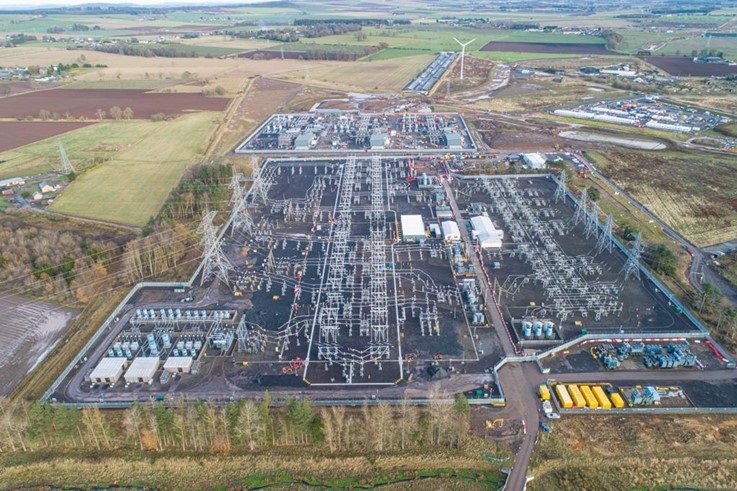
[480,41,610,55]
[0,119,187,178]
[641,56,737,76]
[0,121,92,153]
[530,414,737,491]
[0,88,228,120]
[586,149,737,247]
[0,294,77,397]
[50,111,220,226]
[657,36,737,61]
[277,54,435,92]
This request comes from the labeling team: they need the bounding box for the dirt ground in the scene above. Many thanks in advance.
[480,41,610,55]
[0,88,229,120]
[0,294,78,396]
[473,117,564,151]
[0,121,93,152]
[642,56,737,77]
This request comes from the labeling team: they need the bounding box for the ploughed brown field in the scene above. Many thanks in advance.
[0,89,229,120]
[0,121,93,152]
[480,41,610,54]
[239,49,363,61]
[641,56,737,76]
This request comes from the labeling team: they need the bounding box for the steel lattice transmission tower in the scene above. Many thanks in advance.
[58,140,75,174]
[596,214,614,254]
[198,211,234,287]
[229,173,254,236]
[573,187,588,225]
[584,201,600,239]
[553,170,568,203]
[248,160,270,205]
[621,232,644,281]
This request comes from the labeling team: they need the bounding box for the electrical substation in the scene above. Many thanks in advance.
[45,111,716,406]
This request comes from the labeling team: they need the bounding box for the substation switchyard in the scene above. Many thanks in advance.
[452,172,701,351]
[50,154,492,404]
[234,111,475,154]
[45,111,714,406]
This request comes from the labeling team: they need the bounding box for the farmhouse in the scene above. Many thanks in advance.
[0,177,25,187]
[89,357,127,384]
[39,181,62,193]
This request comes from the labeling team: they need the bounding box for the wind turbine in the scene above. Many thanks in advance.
[453,37,476,80]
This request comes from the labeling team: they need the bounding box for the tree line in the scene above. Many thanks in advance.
[0,390,472,454]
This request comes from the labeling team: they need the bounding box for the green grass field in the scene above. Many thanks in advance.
[657,36,737,60]
[157,43,246,57]
[295,26,606,56]
[0,121,168,179]
[279,53,434,92]
[49,111,220,226]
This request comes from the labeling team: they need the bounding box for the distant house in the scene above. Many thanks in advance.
[0,177,25,187]
[32,191,43,201]
[1,188,13,196]
[39,181,62,193]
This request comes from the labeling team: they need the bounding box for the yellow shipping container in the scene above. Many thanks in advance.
[567,384,586,408]
[580,385,599,409]
[610,392,625,408]
[592,386,612,409]
[554,384,573,409]
[539,384,551,401]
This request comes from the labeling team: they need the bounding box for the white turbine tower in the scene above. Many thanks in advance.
[453,37,476,80]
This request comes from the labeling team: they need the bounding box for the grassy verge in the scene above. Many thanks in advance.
[584,149,737,247]
[530,414,737,491]
[49,111,220,226]
[0,450,502,490]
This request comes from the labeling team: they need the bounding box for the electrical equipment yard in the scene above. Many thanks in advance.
[44,112,737,426]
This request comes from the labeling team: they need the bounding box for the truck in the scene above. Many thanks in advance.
[538,383,551,401]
